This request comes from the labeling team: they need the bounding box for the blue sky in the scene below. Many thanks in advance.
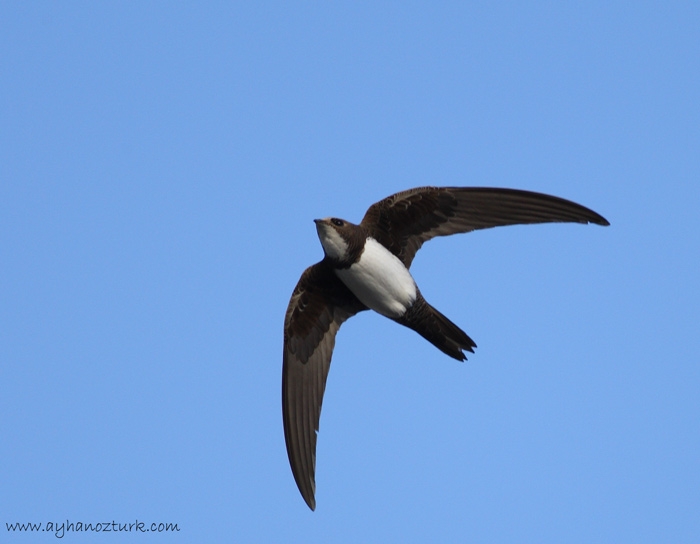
[1,2,698,542]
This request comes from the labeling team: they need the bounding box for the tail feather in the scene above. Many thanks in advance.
[394,292,476,361]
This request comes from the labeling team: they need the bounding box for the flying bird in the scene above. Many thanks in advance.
[282,186,608,510]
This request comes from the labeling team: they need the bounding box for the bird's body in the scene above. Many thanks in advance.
[283,186,609,510]
[333,235,416,319]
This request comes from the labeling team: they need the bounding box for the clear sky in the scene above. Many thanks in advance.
[1,2,698,542]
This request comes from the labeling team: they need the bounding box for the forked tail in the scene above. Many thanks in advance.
[394,291,476,361]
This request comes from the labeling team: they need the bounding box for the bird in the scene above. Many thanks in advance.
[282,186,609,510]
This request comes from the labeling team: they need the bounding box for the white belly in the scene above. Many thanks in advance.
[335,237,417,318]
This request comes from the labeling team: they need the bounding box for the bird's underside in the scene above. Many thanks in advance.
[282,186,609,510]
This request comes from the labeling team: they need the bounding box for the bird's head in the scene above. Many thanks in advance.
[314,217,357,262]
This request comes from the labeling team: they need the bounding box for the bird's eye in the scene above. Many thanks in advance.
[331,218,344,227]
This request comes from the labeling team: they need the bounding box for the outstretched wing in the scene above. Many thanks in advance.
[361,187,609,267]
[282,261,367,510]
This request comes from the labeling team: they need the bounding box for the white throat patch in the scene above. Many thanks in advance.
[316,221,349,261]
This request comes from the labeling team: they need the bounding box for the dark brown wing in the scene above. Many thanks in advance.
[282,261,367,510]
[360,187,609,267]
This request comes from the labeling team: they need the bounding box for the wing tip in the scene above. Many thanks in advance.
[297,474,316,510]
